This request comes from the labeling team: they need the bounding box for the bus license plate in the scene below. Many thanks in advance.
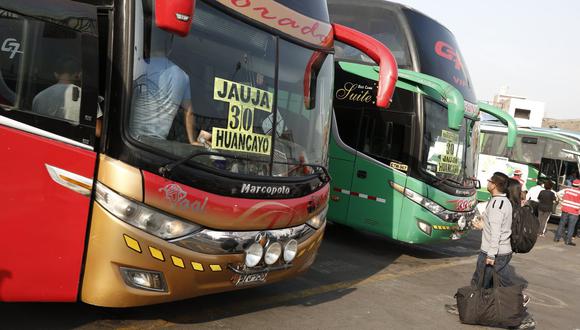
[235,272,268,286]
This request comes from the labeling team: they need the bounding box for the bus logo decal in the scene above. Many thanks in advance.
[449,198,477,212]
[159,183,208,213]
[1,38,23,59]
[434,41,463,71]
[218,0,333,46]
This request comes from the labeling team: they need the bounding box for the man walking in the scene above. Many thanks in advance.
[538,180,557,236]
[555,179,580,246]
[447,172,534,328]
[472,172,514,288]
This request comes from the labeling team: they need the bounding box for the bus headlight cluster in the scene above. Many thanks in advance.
[403,188,445,214]
[95,182,201,239]
[244,239,298,268]
[401,187,476,224]
[264,242,282,265]
[283,240,298,263]
[245,242,264,267]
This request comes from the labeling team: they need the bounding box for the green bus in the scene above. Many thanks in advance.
[326,0,517,244]
[477,123,580,203]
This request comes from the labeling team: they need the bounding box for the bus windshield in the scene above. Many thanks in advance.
[328,2,412,68]
[129,1,333,177]
[423,98,476,186]
[403,8,476,103]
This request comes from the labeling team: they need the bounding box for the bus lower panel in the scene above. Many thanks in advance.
[81,204,324,307]
[396,198,468,244]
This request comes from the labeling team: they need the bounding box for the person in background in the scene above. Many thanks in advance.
[526,179,543,216]
[130,27,197,145]
[505,178,533,311]
[32,57,82,123]
[512,169,525,186]
[554,179,580,246]
[511,169,527,202]
[565,170,578,187]
[538,180,557,237]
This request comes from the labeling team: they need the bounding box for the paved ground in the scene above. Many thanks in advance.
[1,222,579,330]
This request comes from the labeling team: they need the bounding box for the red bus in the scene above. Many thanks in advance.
[0,0,396,306]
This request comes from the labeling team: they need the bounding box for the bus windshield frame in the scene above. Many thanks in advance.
[126,0,334,180]
[422,97,477,187]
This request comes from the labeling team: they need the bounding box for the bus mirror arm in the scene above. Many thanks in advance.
[477,102,518,148]
[332,23,398,108]
[396,70,464,130]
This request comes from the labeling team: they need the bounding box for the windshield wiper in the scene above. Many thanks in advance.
[159,150,331,183]
[433,176,463,187]
[159,150,234,177]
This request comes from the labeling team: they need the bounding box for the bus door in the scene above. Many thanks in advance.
[347,110,413,237]
[328,105,360,224]
[539,145,580,189]
[0,2,99,301]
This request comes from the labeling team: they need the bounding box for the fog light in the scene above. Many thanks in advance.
[417,220,432,236]
[245,242,264,268]
[120,267,166,292]
[264,242,282,265]
[283,239,298,263]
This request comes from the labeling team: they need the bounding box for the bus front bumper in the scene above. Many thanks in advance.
[81,203,324,307]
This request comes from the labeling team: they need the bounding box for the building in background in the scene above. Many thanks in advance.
[490,86,546,127]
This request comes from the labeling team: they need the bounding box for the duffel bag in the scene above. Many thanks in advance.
[455,266,526,327]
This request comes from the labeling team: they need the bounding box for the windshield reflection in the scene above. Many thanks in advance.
[128,0,333,178]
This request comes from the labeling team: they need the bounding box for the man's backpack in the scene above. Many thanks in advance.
[510,204,539,253]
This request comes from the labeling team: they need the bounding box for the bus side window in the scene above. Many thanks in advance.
[359,109,411,165]
[0,8,98,147]
[334,106,362,150]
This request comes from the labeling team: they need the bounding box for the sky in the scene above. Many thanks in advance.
[399,0,580,119]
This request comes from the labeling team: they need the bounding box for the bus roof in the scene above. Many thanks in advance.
[481,122,580,147]
[328,0,477,103]
[327,0,452,35]
[534,127,580,142]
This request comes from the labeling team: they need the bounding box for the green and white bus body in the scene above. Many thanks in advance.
[477,123,580,203]
[327,0,517,244]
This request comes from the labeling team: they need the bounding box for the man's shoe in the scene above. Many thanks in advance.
[565,241,576,246]
[553,238,560,242]
[445,303,459,315]
[516,315,536,329]
[523,294,531,307]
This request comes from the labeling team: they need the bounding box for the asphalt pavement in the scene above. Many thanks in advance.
[1,222,579,329]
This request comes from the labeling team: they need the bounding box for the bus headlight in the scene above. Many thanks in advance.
[95,182,201,239]
[283,239,298,263]
[306,207,328,229]
[245,242,264,268]
[264,242,282,265]
[404,189,445,214]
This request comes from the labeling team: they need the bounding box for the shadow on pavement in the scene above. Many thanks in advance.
[0,223,482,328]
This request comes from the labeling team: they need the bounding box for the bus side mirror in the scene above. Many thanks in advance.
[155,0,195,37]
